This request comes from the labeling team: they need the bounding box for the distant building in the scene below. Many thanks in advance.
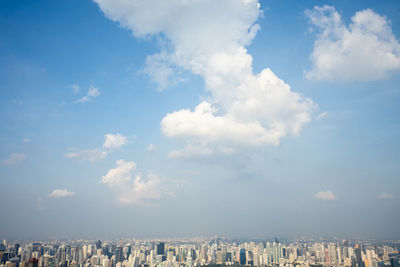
[96,240,102,250]
[240,249,246,265]
[28,258,38,267]
[391,258,400,267]
[157,242,165,256]
[115,247,123,263]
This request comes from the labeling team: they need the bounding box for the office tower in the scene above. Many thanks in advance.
[28,258,38,267]
[96,240,102,250]
[327,243,336,263]
[391,259,400,267]
[253,252,260,266]
[354,245,364,267]
[337,247,342,264]
[13,244,20,257]
[273,240,282,264]
[115,247,123,263]
[82,245,88,260]
[126,245,131,258]
[240,249,246,265]
[199,245,207,264]
[156,243,165,256]
[216,250,223,264]
[226,252,232,263]
[383,246,389,261]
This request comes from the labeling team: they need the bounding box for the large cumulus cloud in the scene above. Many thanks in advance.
[95,0,316,156]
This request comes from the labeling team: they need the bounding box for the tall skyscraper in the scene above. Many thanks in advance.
[156,243,165,256]
[115,247,123,263]
[96,241,102,250]
[240,249,246,265]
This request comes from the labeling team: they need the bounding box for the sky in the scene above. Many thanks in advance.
[0,0,400,240]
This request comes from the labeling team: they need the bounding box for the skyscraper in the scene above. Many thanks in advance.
[96,241,101,250]
[115,247,123,263]
[391,258,400,267]
[240,249,246,265]
[156,243,165,256]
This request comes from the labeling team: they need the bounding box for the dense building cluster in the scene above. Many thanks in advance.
[0,238,399,267]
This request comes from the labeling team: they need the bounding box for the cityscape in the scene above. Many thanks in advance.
[0,238,399,267]
[1,0,399,263]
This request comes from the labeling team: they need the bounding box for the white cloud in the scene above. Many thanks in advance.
[143,52,176,91]
[306,5,400,81]
[146,144,157,151]
[71,84,80,94]
[75,86,101,103]
[65,133,127,162]
[119,172,163,205]
[103,133,127,149]
[316,111,328,120]
[101,159,136,185]
[315,190,337,200]
[22,138,31,143]
[169,144,213,159]
[3,153,27,165]
[377,193,395,200]
[65,148,108,162]
[87,87,100,97]
[95,0,315,152]
[75,95,90,104]
[168,143,237,159]
[49,189,75,198]
[101,160,174,205]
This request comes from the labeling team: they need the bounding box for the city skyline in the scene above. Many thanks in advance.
[0,236,399,267]
[1,0,400,240]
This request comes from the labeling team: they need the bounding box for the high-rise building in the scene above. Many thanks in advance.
[28,258,38,267]
[199,245,207,264]
[156,243,165,256]
[391,258,400,267]
[115,247,123,263]
[328,243,337,263]
[240,249,246,265]
[354,245,364,267]
[96,240,102,250]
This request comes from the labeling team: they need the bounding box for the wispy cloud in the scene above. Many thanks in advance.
[169,144,213,159]
[146,144,157,152]
[12,99,23,105]
[315,190,337,200]
[70,84,80,94]
[65,148,108,162]
[22,138,31,143]
[316,111,328,120]
[75,86,101,103]
[377,193,395,200]
[3,153,27,165]
[49,189,75,198]
[87,87,100,97]
[65,133,127,162]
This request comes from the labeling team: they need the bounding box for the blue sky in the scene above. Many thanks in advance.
[1,0,400,240]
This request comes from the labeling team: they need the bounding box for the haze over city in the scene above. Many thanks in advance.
[0,0,400,241]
